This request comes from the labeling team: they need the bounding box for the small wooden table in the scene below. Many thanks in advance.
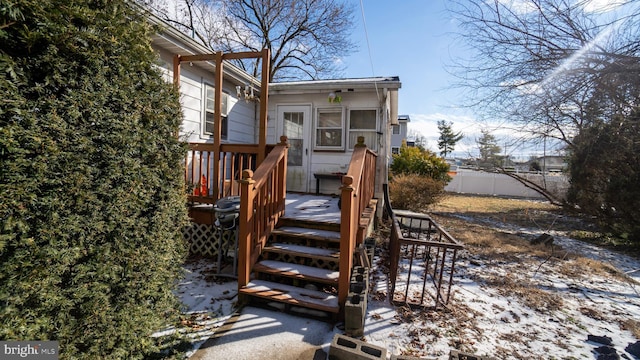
[313,172,345,195]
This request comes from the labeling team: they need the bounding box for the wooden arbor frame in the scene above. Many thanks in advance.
[173,49,271,165]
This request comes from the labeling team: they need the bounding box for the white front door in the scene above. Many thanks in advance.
[278,105,311,193]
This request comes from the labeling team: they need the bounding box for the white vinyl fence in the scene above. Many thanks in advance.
[445,170,568,200]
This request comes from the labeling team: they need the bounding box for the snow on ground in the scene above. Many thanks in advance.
[172,214,640,359]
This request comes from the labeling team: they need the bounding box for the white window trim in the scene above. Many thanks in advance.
[348,108,379,151]
[314,107,345,150]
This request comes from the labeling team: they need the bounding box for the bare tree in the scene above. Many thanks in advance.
[447,0,640,148]
[143,0,356,81]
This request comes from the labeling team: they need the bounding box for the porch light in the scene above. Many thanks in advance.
[236,84,258,102]
[328,91,341,103]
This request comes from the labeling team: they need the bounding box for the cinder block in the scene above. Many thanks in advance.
[351,266,369,291]
[345,292,366,336]
[329,334,387,360]
[364,237,376,264]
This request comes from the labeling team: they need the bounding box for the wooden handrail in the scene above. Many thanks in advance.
[237,136,289,288]
[338,137,377,307]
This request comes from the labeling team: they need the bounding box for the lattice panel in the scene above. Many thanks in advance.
[183,224,237,258]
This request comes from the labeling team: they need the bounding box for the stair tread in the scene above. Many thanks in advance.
[254,260,339,284]
[272,226,340,241]
[239,280,339,313]
[264,243,339,259]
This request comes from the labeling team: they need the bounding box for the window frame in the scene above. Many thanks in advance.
[392,124,400,135]
[347,108,379,151]
[314,107,345,151]
[203,83,229,140]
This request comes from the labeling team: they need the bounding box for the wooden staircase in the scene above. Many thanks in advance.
[238,216,343,318]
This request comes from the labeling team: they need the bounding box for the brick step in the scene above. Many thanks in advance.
[239,280,339,314]
[263,243,339,263]
[253,260,339,285]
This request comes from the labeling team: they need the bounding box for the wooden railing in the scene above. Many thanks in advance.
[185,143,276,204]
[338,137,378,306]
[237,136,289,288]
[389,212,464,309]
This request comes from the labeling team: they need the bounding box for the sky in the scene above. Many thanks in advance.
[339,0,629,160]
[341,0,483,158]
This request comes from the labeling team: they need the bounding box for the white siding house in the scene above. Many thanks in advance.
[390,114,410,157]
[149,15,402,200]
[268,78,401,198]
[149,18,260,145]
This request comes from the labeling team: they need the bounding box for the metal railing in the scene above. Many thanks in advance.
[388,211,464,309]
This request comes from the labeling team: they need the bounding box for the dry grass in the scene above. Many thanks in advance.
[426,194,637,314]
[558,256,628,280]
[622,319,640,339]
[432,194,557,214]
[430,193,583,232]
[483,273,564,312]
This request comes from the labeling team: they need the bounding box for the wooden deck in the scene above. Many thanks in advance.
[283,193,341,223]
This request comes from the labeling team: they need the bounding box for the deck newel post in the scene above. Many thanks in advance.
[173,54,181,89]
[213,51,224,200]
[278,136,288,213]
[339,175,355,308]
[258,48,270,165]
[238,169,255,288]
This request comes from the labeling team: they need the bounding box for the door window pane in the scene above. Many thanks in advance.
[284,112,304,166]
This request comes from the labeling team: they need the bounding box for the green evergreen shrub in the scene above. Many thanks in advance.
[390,142,451,182]
[0,1,189,358]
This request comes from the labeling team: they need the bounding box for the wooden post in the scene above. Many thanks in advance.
[258,48,270,164]
[278,136,289,212]
[237,169,255,288]
[173,54,181,89]
[338,175,355,308]
[213,51,224,200]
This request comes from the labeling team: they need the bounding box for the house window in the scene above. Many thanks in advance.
[392,147,400,155]
[348,109,378,151]
[204,84,228,140]
[392,124,400,135]
[315,109,343,150]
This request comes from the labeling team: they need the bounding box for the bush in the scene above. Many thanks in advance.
[567,110,640,243]
[388,174,446,212]
[390,143,451,182]
[0,1,189,358]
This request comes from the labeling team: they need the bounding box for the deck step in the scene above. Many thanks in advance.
[271,226,341,243]
[263,243,339,263]
[276,217,340,232]
[253,260,339,285]
[239,280,339,313]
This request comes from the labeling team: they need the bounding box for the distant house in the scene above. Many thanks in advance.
[531,155,567,172]
[390,114,410,157]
